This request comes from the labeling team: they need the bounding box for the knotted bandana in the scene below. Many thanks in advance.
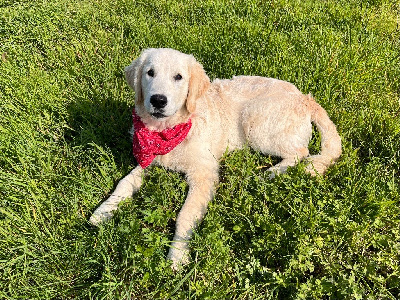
[132,111,192,168]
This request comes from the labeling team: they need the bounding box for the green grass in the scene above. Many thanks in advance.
[1,0,399,298]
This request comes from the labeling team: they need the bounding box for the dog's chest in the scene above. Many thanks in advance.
[152,125,223,173]
[152,139,200,173]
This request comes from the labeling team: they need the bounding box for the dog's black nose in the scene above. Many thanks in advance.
[150,94,167,109]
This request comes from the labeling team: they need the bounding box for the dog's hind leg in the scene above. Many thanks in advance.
[267,147,309,179]
[89,166,145,226]
[241,96,312,178]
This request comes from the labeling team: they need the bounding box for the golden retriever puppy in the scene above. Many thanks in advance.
[89,48,342,269]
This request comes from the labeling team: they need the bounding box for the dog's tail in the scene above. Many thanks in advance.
[306,95,342,175]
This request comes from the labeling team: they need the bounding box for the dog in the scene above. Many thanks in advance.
[89,48,342,270]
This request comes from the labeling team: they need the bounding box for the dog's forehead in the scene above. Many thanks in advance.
[146,49,190,73]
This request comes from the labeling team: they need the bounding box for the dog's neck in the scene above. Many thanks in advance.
[131,110,192,168]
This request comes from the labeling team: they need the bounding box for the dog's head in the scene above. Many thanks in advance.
[125,48,210,126]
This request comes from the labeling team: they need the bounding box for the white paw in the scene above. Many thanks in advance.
[89,209,114,226]
[267,167,283,179]
[268,171,277,180]
[167,244,190,271]
[305,160,326,176]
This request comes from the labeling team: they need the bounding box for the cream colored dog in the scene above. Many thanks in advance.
[89,48,342,269]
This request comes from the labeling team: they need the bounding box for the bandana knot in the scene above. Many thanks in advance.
[132,111,192,168]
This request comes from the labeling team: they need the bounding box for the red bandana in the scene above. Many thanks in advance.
[132,111,192,168]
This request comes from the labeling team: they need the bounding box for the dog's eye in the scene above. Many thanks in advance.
[147,69,154,77]
[174,74,182,81]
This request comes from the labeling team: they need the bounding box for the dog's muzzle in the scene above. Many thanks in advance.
[149,94,168,118]
[150,94,167,109]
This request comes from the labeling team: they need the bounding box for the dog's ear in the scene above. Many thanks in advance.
[186,58,210,114]
[124,49,152,105]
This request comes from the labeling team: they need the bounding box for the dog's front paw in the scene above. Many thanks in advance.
[167,243,190,271]
[89,209,114,226]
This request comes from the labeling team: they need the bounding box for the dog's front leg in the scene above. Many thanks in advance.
[167,169,218,270]
[89,166,145,226]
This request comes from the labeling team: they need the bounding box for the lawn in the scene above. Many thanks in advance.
[0,0,399,298]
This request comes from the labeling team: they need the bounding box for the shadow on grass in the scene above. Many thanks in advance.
[64,83,138,219]
[66,90,134,166]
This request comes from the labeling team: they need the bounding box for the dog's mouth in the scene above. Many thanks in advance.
[151,112,167,119]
